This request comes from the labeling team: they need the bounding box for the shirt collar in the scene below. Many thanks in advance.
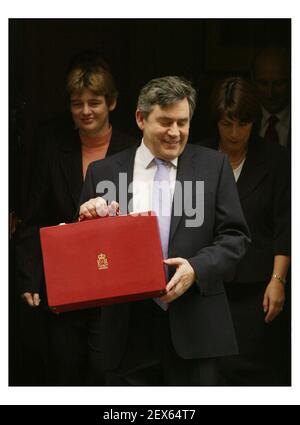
[261,105,290,128]
[139,139,178,169]
[277,105,290,126]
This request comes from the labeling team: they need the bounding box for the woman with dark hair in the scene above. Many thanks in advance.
[15,52,134,385]
[200,77,291,385]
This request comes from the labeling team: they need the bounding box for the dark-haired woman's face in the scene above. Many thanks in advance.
[217,114,253,151]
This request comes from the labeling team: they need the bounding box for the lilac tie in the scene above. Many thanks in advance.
[152,158,172,310]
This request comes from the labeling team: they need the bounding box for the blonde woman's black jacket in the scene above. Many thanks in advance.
[16,119,134,297]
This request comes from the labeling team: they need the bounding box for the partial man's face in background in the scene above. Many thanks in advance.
[253,48,290,114]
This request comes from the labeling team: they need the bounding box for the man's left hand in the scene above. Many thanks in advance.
[159,257,196,304]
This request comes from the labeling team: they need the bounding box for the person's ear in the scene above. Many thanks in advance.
[108,99,117,112]
[136,109,145,131]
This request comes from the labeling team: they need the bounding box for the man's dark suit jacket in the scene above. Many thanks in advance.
[79,143,250,371]
[200,135,291,283]
[16,119,134,296]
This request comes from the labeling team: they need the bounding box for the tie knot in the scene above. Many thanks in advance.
[269,115,278,126]
[154,157,169,168]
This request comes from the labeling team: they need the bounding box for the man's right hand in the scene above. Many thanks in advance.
[22,292,41,307]
[79,197,119,221]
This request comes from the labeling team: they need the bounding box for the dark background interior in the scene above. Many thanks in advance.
[9,18,291,385]
[10,18,291,217]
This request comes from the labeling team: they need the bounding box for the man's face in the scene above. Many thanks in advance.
[70,88,116,136]
[136,98,190,161]
[253,54,290,114]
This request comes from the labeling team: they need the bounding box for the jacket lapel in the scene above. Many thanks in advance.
[59,129,83,208]
[169,145,197,244]
[114,145,139,214]
[237,140,268,201]
[203,134,269,202]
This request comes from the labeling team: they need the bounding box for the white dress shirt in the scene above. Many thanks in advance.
[233,157,246,182]
[132,140,178,213]
[260,105,290,147]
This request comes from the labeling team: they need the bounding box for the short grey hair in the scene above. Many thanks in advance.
[137,76,197,119]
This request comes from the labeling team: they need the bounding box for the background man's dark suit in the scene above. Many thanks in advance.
[80,143,250,382]
[15,118,133,385]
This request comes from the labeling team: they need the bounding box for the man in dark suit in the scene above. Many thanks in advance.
[79,76,250,385]
[251,46,290,148]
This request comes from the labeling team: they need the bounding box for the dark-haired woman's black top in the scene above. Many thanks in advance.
[198,135,291,385]
[199,135,290,284]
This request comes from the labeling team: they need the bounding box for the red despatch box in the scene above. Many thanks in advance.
[40,212,166,313]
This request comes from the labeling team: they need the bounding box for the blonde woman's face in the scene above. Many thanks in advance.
[70,88,116,137]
